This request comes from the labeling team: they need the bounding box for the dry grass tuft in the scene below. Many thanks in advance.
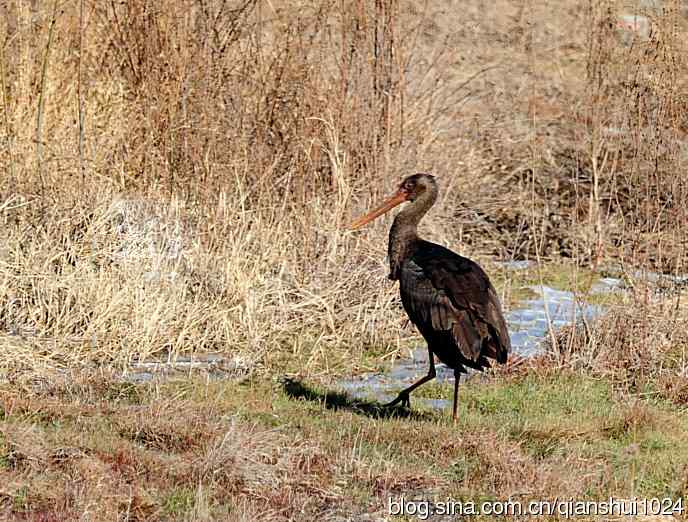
[547,292,688,391]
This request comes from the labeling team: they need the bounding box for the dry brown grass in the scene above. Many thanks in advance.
[0,374,345,520]
[1,0,688,519]
[2,366,687,521]
[0,0,685,376]
[541,283,688,409]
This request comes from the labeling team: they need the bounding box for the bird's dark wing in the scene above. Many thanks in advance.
[400,241,510,365]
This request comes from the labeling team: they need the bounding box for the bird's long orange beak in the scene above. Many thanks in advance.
[349,189,409,230]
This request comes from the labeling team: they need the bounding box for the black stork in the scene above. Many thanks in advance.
[350,173,511,421]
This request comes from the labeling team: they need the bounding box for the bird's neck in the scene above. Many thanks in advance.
[387,188,437,280]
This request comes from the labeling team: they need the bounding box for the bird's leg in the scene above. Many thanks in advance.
[452,369,460,423]
[384,348,436,410]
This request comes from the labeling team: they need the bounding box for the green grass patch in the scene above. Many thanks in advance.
[491,262,626,308]
[1,367,687,519]
[162,488,195,517]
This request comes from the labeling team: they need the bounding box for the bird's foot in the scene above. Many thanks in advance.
[383,391,411,410]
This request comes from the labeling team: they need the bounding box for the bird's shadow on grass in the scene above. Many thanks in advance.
[280,378,437,421]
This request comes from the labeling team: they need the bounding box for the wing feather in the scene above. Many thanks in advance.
[399,242,511,366]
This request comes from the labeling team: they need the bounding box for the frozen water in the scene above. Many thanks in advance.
[498,260,533,270]
[335,280,622,409]
[122,353,252,383]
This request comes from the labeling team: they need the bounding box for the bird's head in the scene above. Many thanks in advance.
[398,173,437,202]
[349,173,436,230]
